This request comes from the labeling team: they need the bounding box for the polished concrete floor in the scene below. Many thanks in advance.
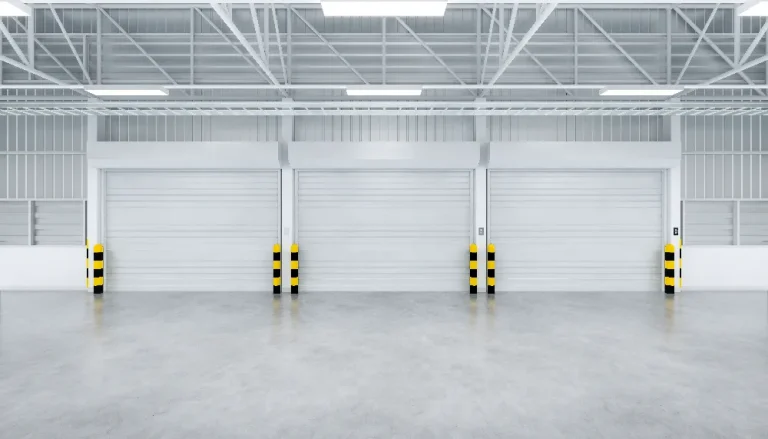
[0,290,767,439]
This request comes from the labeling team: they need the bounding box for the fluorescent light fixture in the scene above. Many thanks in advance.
[738,0,768,16]
[346,85,423,96]
[600,86,684,97]
[0,0,31,17]
[321,0,447,17]
[85,86,169,97]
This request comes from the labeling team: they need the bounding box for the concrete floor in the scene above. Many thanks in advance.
[0,291,767,439]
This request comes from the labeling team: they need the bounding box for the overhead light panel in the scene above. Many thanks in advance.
[0,0,31,17]
[738,0,768,16]
[600,87,684,97]
[346,85,423,96]
[321,1,448,17]
[85,86,169,97]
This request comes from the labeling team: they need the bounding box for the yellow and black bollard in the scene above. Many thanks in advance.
[93,244,104,295]
[273,244,281,295]
[469,244,478,295]
[487,244,496,295]
[86,239,90,288]
[664,243,675,295]
[290,244,299,295]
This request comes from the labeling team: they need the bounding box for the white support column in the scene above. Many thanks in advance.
[668,114,682,293]
[280,98,295,292]
[475,100,489,292]
[86,114,101,291]
[28,200,34,245]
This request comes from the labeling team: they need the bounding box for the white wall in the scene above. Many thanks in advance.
[0,246,84,291]
[684,246,768,291]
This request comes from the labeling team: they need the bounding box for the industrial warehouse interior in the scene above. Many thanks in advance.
[1,0,768,437]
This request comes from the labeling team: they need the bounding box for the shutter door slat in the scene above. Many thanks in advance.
[105,170,279,292]
[489,170,663,292]
[297,170,472,293]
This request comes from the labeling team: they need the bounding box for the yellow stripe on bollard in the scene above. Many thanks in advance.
[273,244,281,295]
[487,244,496,294]
[664,243,675,295]
[469,244,478,295]
[93,244,104,295]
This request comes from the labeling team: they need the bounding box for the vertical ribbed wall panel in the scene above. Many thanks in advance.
[98,116,279,142]
[490,116,670,142]
[0,116,87,200]
[294,116,475,142]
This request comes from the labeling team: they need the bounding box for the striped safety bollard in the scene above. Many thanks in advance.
[487,244,496,295]
[86,239,90,288]
[93,244,104,295]
[664,243,675,295]
[469,244,478,295]
[290,244,299,295]
[273,244,281,295]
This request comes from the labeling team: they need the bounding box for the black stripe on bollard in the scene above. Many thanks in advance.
[664,244,675,295]
[93,244,104,295]
[469,244,478,295]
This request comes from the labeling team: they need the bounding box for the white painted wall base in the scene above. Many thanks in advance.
[684,246,768,291]
[0,246,84,291]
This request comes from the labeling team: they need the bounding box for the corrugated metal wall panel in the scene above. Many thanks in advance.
[0,116,87,200]
[98,116,280,142]
[490,116,670,142]
[682,116,767,200]
[34,201,85,245]
[296,170,472,292]
[294,116,475,142]
[741,202,768,246]
[684,201,734,245]
[489,170,664,292]
[0,202,28,245]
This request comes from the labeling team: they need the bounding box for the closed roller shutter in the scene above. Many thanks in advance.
[105,170,279,292]
[489,170,663,292]
[297,170,472,293]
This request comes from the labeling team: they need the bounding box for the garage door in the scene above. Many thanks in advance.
[489,170,663,292]
[105,170,279,292]
[297,170,472,292]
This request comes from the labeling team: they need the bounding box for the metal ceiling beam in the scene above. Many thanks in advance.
[484,2,558,92]
[481,4,497,84]
[482,7,569,95]
[193,7,274,86]
[209,2,285,89]
[502,2,519,59]
[699,54,768,86]
[10,17,82,86]
[673,8,765,96]
[676,3,719,85]
[395,17,470,89]
[740,19,768,65]
[289,5,368,84]
[271,4,288,85]
[0,54,73,86]
[248,1,268,62]
[97,7,180,86]
[0,20,29,65]
[49,4,92,84]
[579,7,657,84]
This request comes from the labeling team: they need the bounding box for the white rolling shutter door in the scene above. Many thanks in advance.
[297,170,472,293]
[105,170,279,292]
[489,170,663,292]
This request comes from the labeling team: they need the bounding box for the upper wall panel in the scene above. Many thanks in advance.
[294,116,475,142]
[98,116,279,142]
